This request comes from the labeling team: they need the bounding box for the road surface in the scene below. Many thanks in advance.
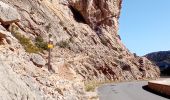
[98,81,170,100]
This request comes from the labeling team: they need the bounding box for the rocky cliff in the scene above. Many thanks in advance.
[0,0,160,100]
[145,51,170,75]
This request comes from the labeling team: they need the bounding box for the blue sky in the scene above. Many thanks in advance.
[119,0,170,56]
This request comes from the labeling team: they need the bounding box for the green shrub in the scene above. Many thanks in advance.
[11,25,40,53]
[14,32,40,53]
[85,83,96,92]
[85,80,114,92]
[56,40,69,48]
[35,36,48,51]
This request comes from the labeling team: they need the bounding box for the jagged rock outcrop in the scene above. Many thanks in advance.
[0,0,160,99]
[0,1,20,25]
[145,51,170,75]
[69,0,121,28]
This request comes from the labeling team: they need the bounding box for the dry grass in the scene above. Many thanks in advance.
[85,80,114,92]
[84,78,158,92]
[89,96,99,100]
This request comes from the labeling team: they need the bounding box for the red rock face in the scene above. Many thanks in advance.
[69,0,122,27]
[0,1,160,98]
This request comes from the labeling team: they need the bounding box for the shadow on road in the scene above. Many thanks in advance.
[142,85,170,99]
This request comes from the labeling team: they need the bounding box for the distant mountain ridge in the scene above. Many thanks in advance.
[145,51,170,75]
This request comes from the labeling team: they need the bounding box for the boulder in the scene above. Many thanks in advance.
[30,53,46,67]
[0,1,21,25]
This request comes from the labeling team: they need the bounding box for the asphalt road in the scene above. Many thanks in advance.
[98,81,170,100]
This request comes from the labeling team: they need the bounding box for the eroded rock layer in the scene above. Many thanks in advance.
[0,0,160,99]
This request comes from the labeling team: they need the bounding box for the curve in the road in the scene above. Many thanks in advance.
[98,81,170,100]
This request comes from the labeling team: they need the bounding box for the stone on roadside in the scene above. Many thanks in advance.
[30,53,46,67]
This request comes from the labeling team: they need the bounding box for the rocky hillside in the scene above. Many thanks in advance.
[145,51,170,75]
[0,0,160,100]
